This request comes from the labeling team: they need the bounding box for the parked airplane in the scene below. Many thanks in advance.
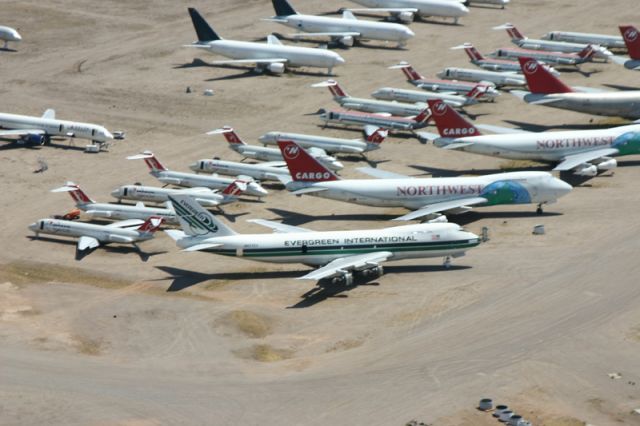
[513,57,640,119]
[53,182,178,224]
[165,194,480,285]
[127,151,269,197]
[277,140,571,219]
[28,216,163,253]
[451,42,560,75]
[111,180,246,209]
[0,109,113,146]
[494,23,612,59]
[390,62,500,98]
[489,44,597,65]
[427,99,640,177]
[0,25,21,49]
[209,126,343,171]
[320,107,431,131]
[345,0,469,24]
[266,0,414,48]
[259,126,387,156]
[437,67,525,87]
[185,8,345,75]
[611,25,640,70]
[190,158,290,183]
[371,84,491,107]
[541,29,625,49]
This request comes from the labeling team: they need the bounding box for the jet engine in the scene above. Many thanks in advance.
[268,62,285,74]
[596,158,617,171]
[574,163,598,176]
[339,35,354,47]
[21,133,46,146]
[396,11,414,23]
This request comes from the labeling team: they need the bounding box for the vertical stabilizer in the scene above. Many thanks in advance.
[169,194,236,237]
[518,57,573,94]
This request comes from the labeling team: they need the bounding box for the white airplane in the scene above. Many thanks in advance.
[28,216,163,254]
[0,25,21,49]
[489,44,597,66]
[111,180,246,209]
[451,42,560,75]
[314,79,426,116]
[437,67,526,87]
[266,0,414,48]
[127,151,269,198]
[345,0,469,24]
[53,182,179,224]
[513,57,640,119]
[610,25,640,70]
[541,30,625,49]
[494,23,612,59]
[390,62,500,99]
[0,109,113,147]
[259,126,388,156]
[185,8,345,75]
[277,140,571,219]
[371,84,490,107]
[320,107,431,131]
[209,126,343,171]
[190,158,290,183]
[426,99,640,177]
[165,194,480,285]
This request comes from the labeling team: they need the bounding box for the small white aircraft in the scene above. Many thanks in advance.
[494,23,612,59]
[451,42,560,75]
[53,182,178,224]
[513,57,640,119]
[0,109,113,147]
[165,194,480,285]
[426,99,640,177]
[259,126,388,156]
[371,84,490,107]
[266,0,414,48]
[345,0,469,24]
[127,151,269,198]
[437,67,525,87]
[489,44,597,66]
[277,140,572,219]
[0,25,21,49]
[28,216,163,254]
[541,30,625,49]
[185,8,345,75]
[190,158,290,183]
[209,126,343,171]
[320,107,431,131]
[610,25,640,70]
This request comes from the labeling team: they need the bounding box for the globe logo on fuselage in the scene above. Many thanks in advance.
[624,28,638,42]
[523,60,538,75]
[283,144,300,160]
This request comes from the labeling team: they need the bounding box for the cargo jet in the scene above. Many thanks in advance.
[0,25,21,49]
[185,8,345,75]
[427,99,640,177]
[166,194,480,285]
[0,109,113,146]
[611,25,640,70]
[541,29,625,49]
[451,42,559,75]
[266,0,414,48]
[513,57,640,119]
[345,0,469,24]
[277,140,571,219]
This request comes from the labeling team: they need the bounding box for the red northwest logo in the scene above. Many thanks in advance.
[283,144,300,160]
[523,60,538,75]
[433,103,447,116]
[624,28,638,42]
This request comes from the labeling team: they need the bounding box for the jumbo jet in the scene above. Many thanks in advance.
[0,109,113,146]
[0,25,21,49]
[371,84,490,107]
[513,57,640,119]
[426,99,640,177]
[185,8,345,75]
[209,126,343,171]
[320,107,431,131]
[489,44,597,66]
[314,79,426,116]
[451,42,559,75]
[437,67,525,87]
[266,0,414,48]
[494,23,612,59]
[190,158,290,183]
[345,0,469,24]
[611,25,640,70]
[166,194,480,285]
[28,216,163,254]
[127,151,269,197]
[259,126,387,156]
[541,29,625,49]
[277,140,571,219]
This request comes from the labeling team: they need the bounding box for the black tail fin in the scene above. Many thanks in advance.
[188,8,221,42]
[272,0,297,16]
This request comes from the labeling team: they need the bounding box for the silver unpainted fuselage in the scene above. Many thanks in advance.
[519,91,640,119]
[437,68,526,87]
[334,95,426,117]
[191,159,289,182]
[148,169,268,197]
[74,201,177,224]
[372,87,480,107]
[259,131,378,154]
[111,185,225,207]
[229,143,343,171]
[320,109,425,130]
[542,31,625,49]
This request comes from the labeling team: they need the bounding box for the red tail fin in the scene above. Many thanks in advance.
[518,57,572,94]
[221,180,246,196]
[327,80,347,98]
[399,63,423,81]
[505,23,525,40]
[366,127,388,144]
[137,216,163,233]
[277,141,339,182]
[427,100,481,138]
[413,108,431,124]
[577,44,596,59]
[620,25,640,60]
[142,152,168,172]
[463,43,484,61]
[65,183,94,204]
[465,84,487,100]
[220,126,246,145]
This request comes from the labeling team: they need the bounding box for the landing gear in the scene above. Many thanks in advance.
[443,256,452,269]
[536,204,543,215]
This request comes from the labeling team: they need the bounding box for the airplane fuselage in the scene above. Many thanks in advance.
[111,185,224,207]
[259,131,375,154]
[438,68,525,87]
[75,201,177,224]
[350,0,469,18]
[28,219,151,244]
[542,31,625,49]
[0,112,113,142]
[521,92,640,119]
[320,109,425,130]
[191,159,289,182]
[149,170,268,197]
[372,87,475,107]
[229,144,343,171]
[335,95,426,116]
[513,38,611,58]
[492,47,583,65]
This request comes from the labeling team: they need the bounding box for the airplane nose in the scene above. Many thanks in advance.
[404,28,415,39]
[104,130,114,140]
[554,178,573,197]
[335,56,346,66]
[110,188,121,198]
[28,222,38,232]
[13,32,22,41]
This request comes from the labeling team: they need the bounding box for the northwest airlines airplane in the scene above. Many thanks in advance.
[277,140,571,219]
[185,8,345,75]
[319,107,431,131]
[490,44,597,66]
[451,42,560,75]
[541,29,625,49]
[266,0,414,47]
[166,194,480,285]
[0,25,21,49]
[345,0,469,24]
[513,57,640,119]
[611,25,640,70]
[426,99,640,177]
[371,84,489,108]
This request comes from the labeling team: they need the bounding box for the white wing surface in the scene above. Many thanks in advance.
[247,219,312,233]
[77,236,100,251]
[393,197,489,221]
[553,148,619,171]
[299,251,393,281]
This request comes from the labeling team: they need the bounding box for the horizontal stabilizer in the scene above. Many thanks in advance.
[77,236,100,251]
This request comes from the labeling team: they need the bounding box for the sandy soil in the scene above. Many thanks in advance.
[1,0,640,425]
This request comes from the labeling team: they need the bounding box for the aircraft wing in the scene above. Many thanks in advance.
[290,186,328,195]
[182,243,223,252]
[288,32,361,39]
[475,124,531,134]
[211,58,289,65]
[0,129,46,137]
[393,197,489,221]
[441,142,474,150]
[553,148,620,171]
[247,219,312,233]
[105,219,145,228]
[77,236,100,251]
[298,251,393,281]
[356,167,412,179]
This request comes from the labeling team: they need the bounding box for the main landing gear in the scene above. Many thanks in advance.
[443,256,452,269]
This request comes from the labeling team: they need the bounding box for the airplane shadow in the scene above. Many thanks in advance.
[603,83,640,91]
[502,120,620,132]
[216,210,250,223]
[453,210,563,226]
[408,164,549,177]
[0,138,87,152]
[559,67,600,77]
[266,207,401,224]
[0,47,18,52]
[174,59,339,81]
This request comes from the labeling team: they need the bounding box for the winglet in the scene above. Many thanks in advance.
[208,126,247,145]
[126,151,169,172]
[42,108,55,120]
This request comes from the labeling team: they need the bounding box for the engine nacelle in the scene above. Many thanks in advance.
[22,133,46,146]
[339,35,354,47]
[557,58,574,65]
[396,11,414,23]
[268,62,285,74]
[596,158,617,171]
[574,164,598,177]
[107,234,132,244]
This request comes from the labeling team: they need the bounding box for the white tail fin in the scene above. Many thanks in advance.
[168,194,236,237]
[207,126,247,145]
[42,108,55,119]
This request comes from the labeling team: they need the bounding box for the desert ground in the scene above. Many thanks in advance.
[1,0,640,425]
